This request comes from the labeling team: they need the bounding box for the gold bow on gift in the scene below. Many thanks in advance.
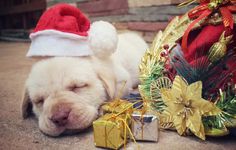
[102,99,134,114]
[179,0,236,51]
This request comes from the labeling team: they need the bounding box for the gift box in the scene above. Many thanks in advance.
[93,113,129,149]
[131,113,159,141]
[101,99,133,114]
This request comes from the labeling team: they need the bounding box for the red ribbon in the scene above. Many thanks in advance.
[181,1,236,52]
[219,4,236,28]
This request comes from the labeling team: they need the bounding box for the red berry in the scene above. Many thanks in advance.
[160,50,167,57]
[163,44,169,50]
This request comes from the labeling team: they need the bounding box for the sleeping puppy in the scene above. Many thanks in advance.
[21,32,148,136]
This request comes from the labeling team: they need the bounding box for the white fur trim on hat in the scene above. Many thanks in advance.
[89,21,118,58]
[27,30,93,57]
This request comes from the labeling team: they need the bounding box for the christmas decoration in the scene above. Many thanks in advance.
[131,112,159,141]
[26,3,118,58]
[93,113,129,149]
[93,99,137,150]
[101,99,133,114]
[208,32,233,63]
[160,76,221,140]
[139,0,236,140]
[93,95,159,149]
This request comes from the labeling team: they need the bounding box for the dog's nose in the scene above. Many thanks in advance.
[51,109,70,126]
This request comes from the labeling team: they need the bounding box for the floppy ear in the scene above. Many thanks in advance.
[21,86,32,119]
[96,69,116,100]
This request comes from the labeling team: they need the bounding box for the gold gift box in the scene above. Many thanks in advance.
[101,99,133,114]
[131,113,159,141]
[93,114,129,149]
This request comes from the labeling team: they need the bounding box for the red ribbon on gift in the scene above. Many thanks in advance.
[181,0,236,52]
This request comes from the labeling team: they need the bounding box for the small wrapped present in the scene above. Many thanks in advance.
[101,99,133,114]
[131,113,159,141]
[93,113,130,149]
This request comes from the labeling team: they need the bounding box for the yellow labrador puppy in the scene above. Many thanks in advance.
[21,32,148,136]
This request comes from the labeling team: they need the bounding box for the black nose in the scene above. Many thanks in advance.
[51,110,70,126]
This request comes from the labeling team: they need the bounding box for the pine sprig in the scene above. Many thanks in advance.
[139,61,165,100]
[169,45,236,100]
[216,88,236,126]
[203,87,236,135]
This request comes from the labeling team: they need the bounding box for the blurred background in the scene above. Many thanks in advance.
[0,0,195,43]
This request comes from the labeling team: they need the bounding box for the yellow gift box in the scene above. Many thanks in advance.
[93,113,130,149]
[101,99,133,114]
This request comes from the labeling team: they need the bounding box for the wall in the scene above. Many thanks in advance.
[47,0,195,43]
[0,0,46,41]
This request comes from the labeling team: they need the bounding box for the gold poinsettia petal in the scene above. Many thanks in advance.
[186,81,202,99]
[195,123,206,140]
[171,76,188,98]
[186,110,201,133]
[161,88,185,114]
[191,98,222,116]
[173,115,187,135]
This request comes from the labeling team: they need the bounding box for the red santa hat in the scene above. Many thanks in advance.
[27,3,118,58]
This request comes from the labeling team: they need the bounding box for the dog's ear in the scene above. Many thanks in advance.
[96,69,116,100]
[21,86,32,119]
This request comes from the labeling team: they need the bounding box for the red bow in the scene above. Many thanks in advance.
[181,0,236,52]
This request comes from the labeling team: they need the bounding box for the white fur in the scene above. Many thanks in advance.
[27,30,92,57]
[89,21,118,58]
[22,32,148,136]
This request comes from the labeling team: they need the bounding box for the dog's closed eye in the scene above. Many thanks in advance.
[35,97,44,106]
[67,83,88,92]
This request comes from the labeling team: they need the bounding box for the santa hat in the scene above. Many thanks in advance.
[27,3,118,58]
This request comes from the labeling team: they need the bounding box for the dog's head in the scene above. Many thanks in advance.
[21,57,116,136]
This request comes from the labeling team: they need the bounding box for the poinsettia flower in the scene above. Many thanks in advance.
[160,76,221,140]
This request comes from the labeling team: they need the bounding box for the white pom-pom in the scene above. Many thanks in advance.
[89,21,118,58]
